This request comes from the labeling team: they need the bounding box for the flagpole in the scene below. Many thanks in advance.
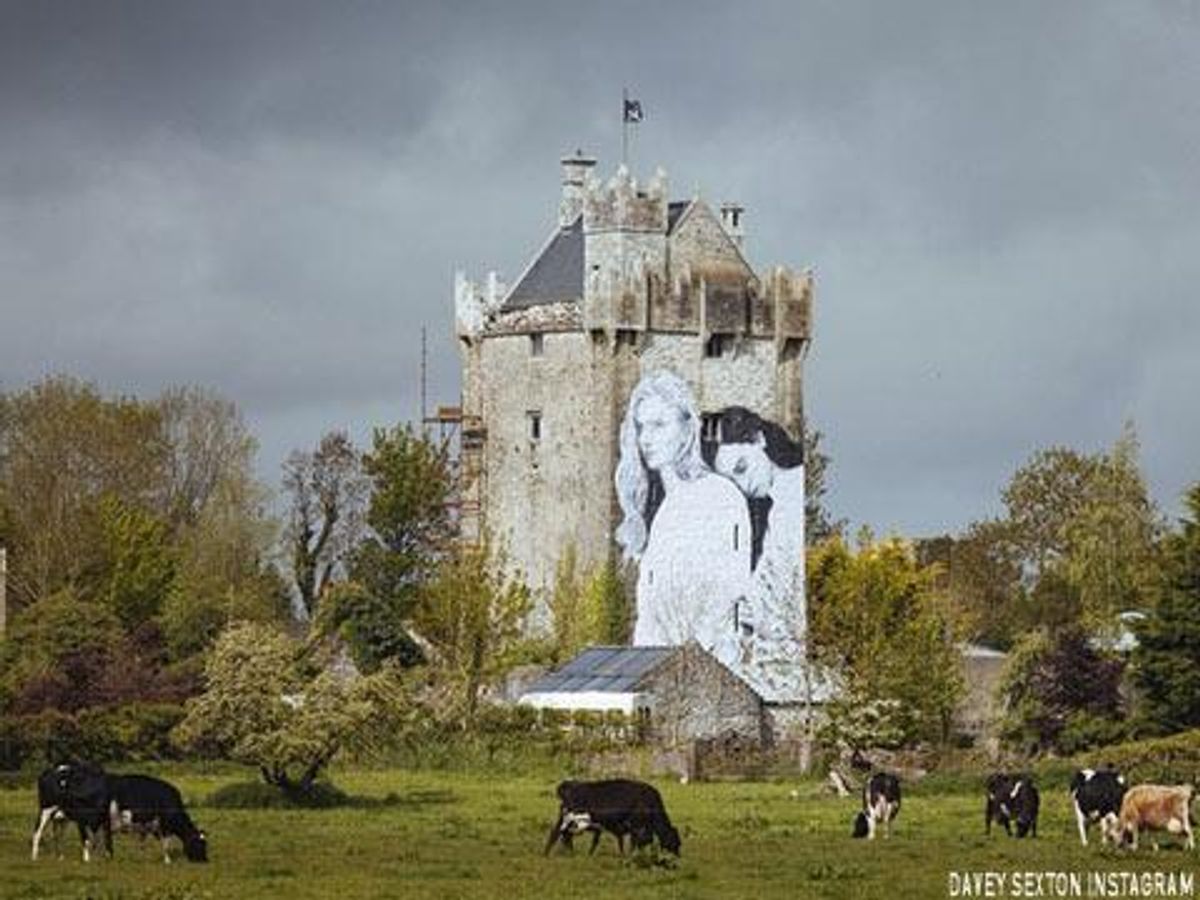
[622,87,628,168]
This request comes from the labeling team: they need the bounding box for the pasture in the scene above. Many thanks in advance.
[0,767,1194,899]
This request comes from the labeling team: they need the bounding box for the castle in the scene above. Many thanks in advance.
[453,152,814,667]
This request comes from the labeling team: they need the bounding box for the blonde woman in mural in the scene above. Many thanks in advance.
[615,371,750,668]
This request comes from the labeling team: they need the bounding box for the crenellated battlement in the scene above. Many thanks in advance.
[763,265,815,346]
[457,154,813,355]
[583,165,669,234]
[454,269,507,339]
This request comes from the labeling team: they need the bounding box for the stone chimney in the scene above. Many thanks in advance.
[720,202,746,250]
[559,150,596,227]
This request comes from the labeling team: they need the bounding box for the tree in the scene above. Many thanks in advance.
[803,427,844,546]
[808,535,964,746]
[548,545,592,662]
[1133,482,1200,735]
[156,385,258,531]
[998,625,1125,753]
[316,580,422,672]
[1063,425,1160,631]
[282,431,368,619]
[0,377,166,607]
[963,426,1160,636]
[0,588,184,714]
[1002,446,1101,577]
[411,537,532,724]
[585,559,632,646]
[86,495,177,630]
[174,621,415,796]
[943,519,1024,649]
[160,472,288,660]
[350,425,452,621]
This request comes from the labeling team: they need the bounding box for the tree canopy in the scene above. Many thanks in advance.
[174,622,415,795]
[1132,482,1200,734]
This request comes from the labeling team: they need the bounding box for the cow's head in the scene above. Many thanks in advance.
[183,830,208,863]
[852,811,869,838]
[659,823,682,856]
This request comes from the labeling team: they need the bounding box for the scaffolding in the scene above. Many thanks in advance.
[423,405,485,546]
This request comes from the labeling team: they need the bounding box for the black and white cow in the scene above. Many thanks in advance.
[31,761,114,862]
[108,774,208,863]
[31,765,71,860]
[544,779,681,857]
[985,773,1040,838]
[1070,767,1127,846]
[853,772,901,839]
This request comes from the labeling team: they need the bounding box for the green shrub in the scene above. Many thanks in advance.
[1070,728,1200,783]
[0,709,82,769]
[1056,711,1130,756]
[0,703,187,770]
[207,779,350,809]
[77,703,187,762]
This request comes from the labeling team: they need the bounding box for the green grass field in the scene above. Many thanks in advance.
[1,767,1194,899]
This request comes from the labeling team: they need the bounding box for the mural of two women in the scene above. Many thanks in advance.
[615,370,807,700]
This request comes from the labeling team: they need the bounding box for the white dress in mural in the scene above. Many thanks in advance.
[616,372,808,700]
[631,471,750,669]
[615,371,750,671]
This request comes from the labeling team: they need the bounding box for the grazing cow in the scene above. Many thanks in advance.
[544,779,681,857]
[985,774,1040,838]
[31,761,114,862]
[31,765,72,860]
[1116,784,1195,851]
[108,774,208,863]
[1070,767,1127,846]
[853,772,901,839]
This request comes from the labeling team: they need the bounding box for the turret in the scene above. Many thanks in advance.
[581,166,669,333]
[559,150,596,227]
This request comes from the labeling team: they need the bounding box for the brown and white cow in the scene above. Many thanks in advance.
[1117,783,1195,851]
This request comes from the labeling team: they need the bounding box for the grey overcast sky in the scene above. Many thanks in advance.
[2,1,1197,536]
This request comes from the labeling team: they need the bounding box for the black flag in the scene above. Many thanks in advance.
[623,98,644,123]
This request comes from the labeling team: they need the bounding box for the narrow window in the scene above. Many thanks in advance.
[781,337,805,361]
[704,333,730,358]
[530,333,544,357]
[701,413,720,443]
[528,410,542,441]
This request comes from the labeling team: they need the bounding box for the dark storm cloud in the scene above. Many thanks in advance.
[2,0,1197,532]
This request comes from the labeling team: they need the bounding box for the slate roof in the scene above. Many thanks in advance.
[666,200,692,234]
[523,646,677,694]
[503,215,584,310]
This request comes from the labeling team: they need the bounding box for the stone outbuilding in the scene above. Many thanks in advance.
[519,643,768,746]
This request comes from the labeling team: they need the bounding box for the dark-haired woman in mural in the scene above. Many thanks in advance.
[615,371,750,668]
[712,406,807,699]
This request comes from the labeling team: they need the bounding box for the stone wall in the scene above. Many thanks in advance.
[474,331,615,616]
[639,333,788,429]
[667,201,751,282]
[645,643,766,747]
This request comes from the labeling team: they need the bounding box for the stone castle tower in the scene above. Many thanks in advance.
[454,152,813,613]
